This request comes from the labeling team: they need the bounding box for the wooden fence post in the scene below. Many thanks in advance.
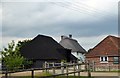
[5,70,8,78]
[52,62,55,75]
[73,63,76,77]
[78,64,80,77]
[31,69,34,78]
[66,64,68,78]
[61,62,64,74]
[85,62,88,71]
[47,62,49,73]
[109,65,110,71]
[92,61,95,72]
[45,61,47,73]
[87,62,91,77]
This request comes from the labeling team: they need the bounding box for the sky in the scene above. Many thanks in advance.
[0,0,119,51]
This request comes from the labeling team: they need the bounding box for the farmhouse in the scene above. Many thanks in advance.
[20,34,76,68]
[86,35,120,71]
[59,35,86,63]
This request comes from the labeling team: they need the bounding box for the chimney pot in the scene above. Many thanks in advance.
[69,34,72,38]
[61,36,64,40]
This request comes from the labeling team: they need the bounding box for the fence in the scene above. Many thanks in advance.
[88,61,120,72]
[42,62,91,78]
[90,65,119,72]
[2,62,91,78]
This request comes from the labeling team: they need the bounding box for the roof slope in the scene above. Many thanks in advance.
[59,36,86,53]
[86,35,120,57]
[20,35,72,60]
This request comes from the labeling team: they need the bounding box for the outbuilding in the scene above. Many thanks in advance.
[20,35,76,68]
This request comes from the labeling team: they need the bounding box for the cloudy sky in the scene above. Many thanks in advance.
[0,0,119,51]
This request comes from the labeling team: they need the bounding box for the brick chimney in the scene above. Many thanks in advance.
[69,34,72,38]
[61,36,64,40]
[61,35,68,40]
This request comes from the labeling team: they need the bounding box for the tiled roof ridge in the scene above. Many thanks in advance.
[108,35,120,39]
[63,36,77,42]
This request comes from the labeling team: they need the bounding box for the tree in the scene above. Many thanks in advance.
[16,40,33,69]
[2,40,32,71]
[16,39,31,49]
[2,41,25,71]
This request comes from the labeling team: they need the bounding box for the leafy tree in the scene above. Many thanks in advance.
[16,39,31,49]
[16,40,33,69]
[2,41,25,71]
[2,40,32,71]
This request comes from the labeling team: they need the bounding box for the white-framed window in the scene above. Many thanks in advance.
[100,56,108,63]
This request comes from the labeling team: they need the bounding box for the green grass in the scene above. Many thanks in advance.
[56,76,93,78]
[1,76,93,78]
[35,71,52,76]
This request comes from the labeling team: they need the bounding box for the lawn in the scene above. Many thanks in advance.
[56,76,93,78]
[1,76,93,78]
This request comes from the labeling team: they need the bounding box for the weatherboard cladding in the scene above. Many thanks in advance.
[86,35,120,57]
[20,35,77,61]
[59,37,86,53]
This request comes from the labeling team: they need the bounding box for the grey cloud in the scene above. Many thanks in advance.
[3,15,117,38]
[2,2,118,38]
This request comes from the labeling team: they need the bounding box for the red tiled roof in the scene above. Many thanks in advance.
[86,35,120,57]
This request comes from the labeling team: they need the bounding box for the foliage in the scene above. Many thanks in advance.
[2,41,25,70]
[16,40,33,68]
[16,40,31,50]
[61,60,67,63]
[1,40,32,71]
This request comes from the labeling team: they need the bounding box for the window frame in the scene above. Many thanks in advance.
[100,56,108,63]
[113,57,119,64]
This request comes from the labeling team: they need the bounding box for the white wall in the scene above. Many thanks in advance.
[72,52,85,62]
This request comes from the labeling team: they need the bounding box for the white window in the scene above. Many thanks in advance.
[100,56,108,63]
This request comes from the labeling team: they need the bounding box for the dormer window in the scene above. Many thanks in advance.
[100,56,108,63]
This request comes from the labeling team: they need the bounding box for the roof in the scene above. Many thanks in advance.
[86,35,120,57]
[20,35,77,61]
[59,36,86,53]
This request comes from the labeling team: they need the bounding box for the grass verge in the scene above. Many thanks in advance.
[1,76,93,78]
